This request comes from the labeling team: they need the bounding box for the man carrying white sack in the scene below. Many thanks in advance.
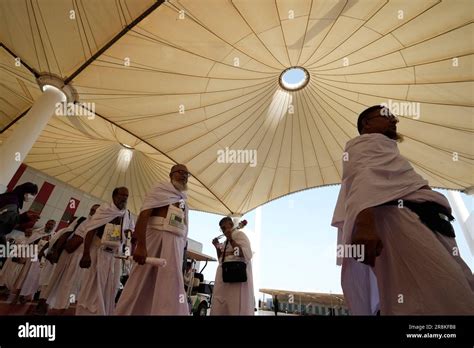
[43,204,100,314]
[115,164,190,315]
[332,105,474,315]
[76,188,134,315]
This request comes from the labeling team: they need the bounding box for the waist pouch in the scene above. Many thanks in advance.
[381,200,455,238]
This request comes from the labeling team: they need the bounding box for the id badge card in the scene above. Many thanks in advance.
[101,222,122,248]
[163,204,186,236]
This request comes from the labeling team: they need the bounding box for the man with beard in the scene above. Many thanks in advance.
[76,188,134,315]
[332,105,474,315]
[115,164,190,315]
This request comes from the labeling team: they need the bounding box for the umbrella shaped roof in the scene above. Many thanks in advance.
[1,0,472,215]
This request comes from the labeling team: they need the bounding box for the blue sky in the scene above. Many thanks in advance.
[282,67,306,84]
[188,186,473,297]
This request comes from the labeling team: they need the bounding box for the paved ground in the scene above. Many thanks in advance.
[0,299,76,315]
[0,294,295,316]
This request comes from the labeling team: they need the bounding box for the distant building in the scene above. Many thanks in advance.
[260,289,350,316]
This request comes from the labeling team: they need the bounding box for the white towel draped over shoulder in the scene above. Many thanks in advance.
[219,230,253,264]
[24,227,49,245]
[331,133,431,263]
[140,182,188,237]
[114,181,189,315]
[83,202,134,235]
[330,133,474,315]
[141,182,187,211]
[49,220,82,247]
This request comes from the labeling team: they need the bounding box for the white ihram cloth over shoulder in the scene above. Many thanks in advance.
[36,223,81,299]
[45,217,90,309]
[19,227,56,299]
[36,224,85,300]
[8,227,49,291]
[210,229,254,315]
[75,203,134,315]
[79,202,134,237]
[48,220,81,248]
[19,238,49,297]
[115,182,189,315]
[0,232,26,287]
[332,133,474,315]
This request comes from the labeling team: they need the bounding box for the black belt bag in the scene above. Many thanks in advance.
[381,200,455,238]
[221,240,247,283]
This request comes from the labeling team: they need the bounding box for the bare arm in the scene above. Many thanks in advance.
[46,232,72,263]
[354,207,376,231]
[79,229,97,268]
[352,207,383,267]
[82,229,96,256]
[135,209,152,249]
[54,232,73,252]
[212,238,222,258]
[64,235,83,253]
[133,209,152,264]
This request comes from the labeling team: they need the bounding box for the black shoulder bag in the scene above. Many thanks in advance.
[221,239,247,283]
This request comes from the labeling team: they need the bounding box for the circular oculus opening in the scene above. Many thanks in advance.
[279,67,309,91]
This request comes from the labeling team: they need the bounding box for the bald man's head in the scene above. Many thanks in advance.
[89,204,100,217]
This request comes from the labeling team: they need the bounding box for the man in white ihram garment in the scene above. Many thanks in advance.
[34,218,82,314]
[210,217,254,315]
[332,105,474,315]
[16,220,56,303]
[0,226,42,291]
[44,204,100,313]
[0,234,26,291]
[115,164,190,315]
[1,220,55,302]
[76,187,134,315]
[17,234,50,302]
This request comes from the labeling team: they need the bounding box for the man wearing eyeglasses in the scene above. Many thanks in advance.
[332,105,474,315]
[115,164,191,315]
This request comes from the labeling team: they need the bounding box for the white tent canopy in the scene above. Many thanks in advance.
[0,0,472,215]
